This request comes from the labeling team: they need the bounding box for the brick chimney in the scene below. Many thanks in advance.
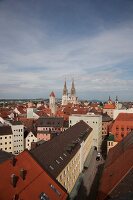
[11,174,18,187]
[12,194,19,200]
[20,168,26,180]
[10,157,17,166]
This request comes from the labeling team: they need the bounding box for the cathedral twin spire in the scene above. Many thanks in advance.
[63,79,76,96]
[62,79,77,105]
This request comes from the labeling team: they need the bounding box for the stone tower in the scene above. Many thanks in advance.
[115,96,119,109]
[49,91,56,115]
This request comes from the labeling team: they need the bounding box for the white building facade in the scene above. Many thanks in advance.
[10,122,24,155]
[0,126,13,153]
[25,131,37,150]
[69,113,102,151]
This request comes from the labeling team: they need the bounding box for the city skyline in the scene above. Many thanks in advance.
[0,0,133,100]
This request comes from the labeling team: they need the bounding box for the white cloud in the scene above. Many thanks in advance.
[0,5,133,99]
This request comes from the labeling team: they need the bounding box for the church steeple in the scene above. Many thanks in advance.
[71,79,76,96]
[63,80,68,95]
[115,96,118,101]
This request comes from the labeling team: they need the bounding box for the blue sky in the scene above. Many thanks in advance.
[0,0,133,101]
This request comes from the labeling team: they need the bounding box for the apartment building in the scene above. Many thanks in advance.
[0,126,13,153]
[110,113,133,142]
[69,113,102,151]
[31,121,93,193]
[25,131,37,150]
[10,121,24,155]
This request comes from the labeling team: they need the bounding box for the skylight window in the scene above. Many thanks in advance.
[60,156,63,160]
[49,165,54,170]
[56,160,60,164]
[39,192,49,200]
[50,184,61,197]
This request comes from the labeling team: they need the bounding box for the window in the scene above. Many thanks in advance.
[50,184,61,197]
[5,142,7,144]
[5,148,7,150]
[0,137,2,139]
[39,192,49,200]
[5,137,7,139]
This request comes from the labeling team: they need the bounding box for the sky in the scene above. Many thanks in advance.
[0,0,133,101]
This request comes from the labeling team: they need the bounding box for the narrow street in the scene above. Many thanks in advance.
[74,149,105,200]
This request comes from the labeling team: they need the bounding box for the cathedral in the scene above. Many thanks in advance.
[62,80,78,105]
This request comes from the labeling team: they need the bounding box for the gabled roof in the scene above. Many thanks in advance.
[31,121,93,177]
[97,131,133,200]
[0,150,68,200]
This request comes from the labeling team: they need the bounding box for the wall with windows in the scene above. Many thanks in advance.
[57,151,80,193]
[0,135,13,153]
[11,125,24,155]
[111,121,133,142]
[69,114,102,151]
[25,131,37,150]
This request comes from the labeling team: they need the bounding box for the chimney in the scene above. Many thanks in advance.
[11,174,18,187]
[20,168,26,180]
[10,157,17,166]
[12,194,19,200]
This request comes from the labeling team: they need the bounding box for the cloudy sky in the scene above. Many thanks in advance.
[0,0,133,100]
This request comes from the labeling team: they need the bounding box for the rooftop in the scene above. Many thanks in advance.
[0,126,12,136]
[31,120,93,177]
[97,131,133,200]
[0,150,68,200]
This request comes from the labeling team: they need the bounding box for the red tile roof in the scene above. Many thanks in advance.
[103,104,115,109]
[115,113,133,121]
[97,131,133,200]
[50,91,55,97]
[0,150,68,200]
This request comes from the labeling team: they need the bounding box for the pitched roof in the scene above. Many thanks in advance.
[9,121,23,125]
[115,113,133,121]
[0,150,68,200]
[102,113,113,122]
[0,126,12,135]
[0,150,13,164]
[97,131,133,200]
[31,121,92,177]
